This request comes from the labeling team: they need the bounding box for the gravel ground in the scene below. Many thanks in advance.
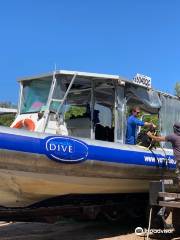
[0,220,178,240]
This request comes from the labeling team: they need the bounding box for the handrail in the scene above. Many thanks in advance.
[42,72,57,132]
[55,73,77,120]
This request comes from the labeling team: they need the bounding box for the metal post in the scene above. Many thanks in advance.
[90,80,95,139]
[114,84,125,144]
[17,82,23,116]
[42,71,57,132]
[56,73,77,120]
[114,86,118,142]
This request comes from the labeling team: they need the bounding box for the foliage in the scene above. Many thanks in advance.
[142,114,159,131]
[0,114,15,127]
[136,113,160,147]
[65,106,86,120]
[175,82,180,97]
[0,101,16,126]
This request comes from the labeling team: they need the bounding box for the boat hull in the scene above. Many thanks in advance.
[0,127,176,207]
[0,169,150,207]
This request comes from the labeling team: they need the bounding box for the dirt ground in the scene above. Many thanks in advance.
[0,220,179,240]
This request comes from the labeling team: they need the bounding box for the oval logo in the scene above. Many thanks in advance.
[43,136,88,163]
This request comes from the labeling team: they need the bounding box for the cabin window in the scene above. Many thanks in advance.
[63,78,91,138]
[21,78,52,114]
[53,75,66,100]
[60,77,116,141]
[115,85,126,143]
[49,76,66,112]
[94,81,115,142]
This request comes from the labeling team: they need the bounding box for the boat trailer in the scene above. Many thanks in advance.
[0,203,120,222]
[0,193,147,222]
[148,179,180,238]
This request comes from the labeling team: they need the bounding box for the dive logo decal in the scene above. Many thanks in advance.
[43,136,88,163]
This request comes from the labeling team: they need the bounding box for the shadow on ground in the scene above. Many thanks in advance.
[0,220,179,240]
[150,233,180,240]
[0,219,141,240]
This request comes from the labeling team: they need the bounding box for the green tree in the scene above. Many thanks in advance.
[0,114,15,127]
[0,101,17,126]
[65,106,86,120]
[175,82,180,97]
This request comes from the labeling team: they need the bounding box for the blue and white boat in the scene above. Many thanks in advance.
[0,70,178,207]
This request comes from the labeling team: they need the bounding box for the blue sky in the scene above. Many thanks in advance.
[0,0,180,104]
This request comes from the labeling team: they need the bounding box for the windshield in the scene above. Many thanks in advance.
[20,78,52,114]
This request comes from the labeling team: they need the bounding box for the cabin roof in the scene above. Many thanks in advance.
[18,70,122,81]
[17,69,179,100]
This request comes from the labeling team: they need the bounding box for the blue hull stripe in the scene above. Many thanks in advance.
[88,145,175,168]
[0,133,42,154]
[0,132,176,169]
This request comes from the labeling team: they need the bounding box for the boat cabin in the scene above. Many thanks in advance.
[11,70,180,149]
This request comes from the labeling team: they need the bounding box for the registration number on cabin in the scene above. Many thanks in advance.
[133,73,151,88]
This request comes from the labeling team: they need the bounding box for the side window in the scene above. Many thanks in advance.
[21,79,52,114]
[63,78,91,138]
[94,103,112,127]
[94,84,115,142]
[49,76,66,113]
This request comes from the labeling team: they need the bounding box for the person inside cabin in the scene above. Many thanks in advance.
[147,122,180,188]
[125,106,156,145]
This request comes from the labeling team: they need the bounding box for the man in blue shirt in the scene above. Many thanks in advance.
[126,106,155,145]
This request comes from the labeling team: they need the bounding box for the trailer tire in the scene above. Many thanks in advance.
[172,208,180,234]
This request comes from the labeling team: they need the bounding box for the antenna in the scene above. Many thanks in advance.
[54,63,57,71]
